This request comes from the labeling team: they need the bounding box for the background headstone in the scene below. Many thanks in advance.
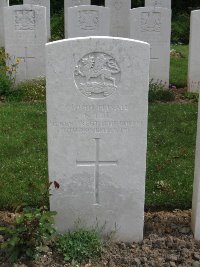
[64,0,91,38]
[23,0,51,40]
[4,5,47,82]
[68,5,110,38]
[105,0,131,38]
[0,0,9,47]
[192,98,200,240]
[188,10,200,93]
[145,0,171,9]
[130,7,171,87]
[46,36,150,242]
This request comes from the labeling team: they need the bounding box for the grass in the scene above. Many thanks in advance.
[146,103,197,210]
[0,44,196,211]
[170,44,189,88]
[0,102,48,209]
[0,101,198,210]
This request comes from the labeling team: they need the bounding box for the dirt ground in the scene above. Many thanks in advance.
[1,209,200,267]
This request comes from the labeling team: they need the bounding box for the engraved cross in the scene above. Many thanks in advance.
[19,47,35,79]
[76,138,118,205]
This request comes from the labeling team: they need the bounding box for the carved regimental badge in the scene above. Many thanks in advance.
[74,52,121,99]
[114,0,123,10]
[152,0,162,7]
[35,0,44,5]
[78,10,99,30]
[141,12,161,32]
[15,10,35,30]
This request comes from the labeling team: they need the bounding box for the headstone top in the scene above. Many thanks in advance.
[145,0,171,9]
[23,0,51,39]
[105,0,131,38]
[0,0,9,7]
[64,0,91,38]
[131,7,171,43]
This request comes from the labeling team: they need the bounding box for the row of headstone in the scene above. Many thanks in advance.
[1,0,172,85]
[67,1,171,87]
[0,0,172,47]
[2,0,200,243]
[65,0,171,39]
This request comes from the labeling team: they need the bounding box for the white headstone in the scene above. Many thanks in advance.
[188,10,200,93]
[64,0,91,38]
[105,0,131,38]
[130,7,171,87]
[4,5,47,82]
[68,5,110,38]
[23,0,51,40]
[0,0,9,47]
[192,99,200,240]
[46,36,150,242]
[145,0,171,9]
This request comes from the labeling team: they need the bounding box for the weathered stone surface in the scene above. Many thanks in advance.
[188,10,200,93]
[192,99,200,240]
[23,0,51,40]
[0,0,9,47]
[64,0,91,38]
[145,0,171,9]
[4,5,47,82]
[130,7,171,87]
[46,36,150,242]
[105,0,131,38]
[68,5,110,38]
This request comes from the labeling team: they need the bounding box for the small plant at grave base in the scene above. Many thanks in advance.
[56,229,103,264]
[181,92,199,103]
[7,78,46,102]
[0,207,56,262]
[0,49,20,98]
[0,181,59,263]
[149,80,175,103]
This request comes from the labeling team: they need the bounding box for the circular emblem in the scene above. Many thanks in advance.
[74,52,121,99]
[114,0,123,10]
